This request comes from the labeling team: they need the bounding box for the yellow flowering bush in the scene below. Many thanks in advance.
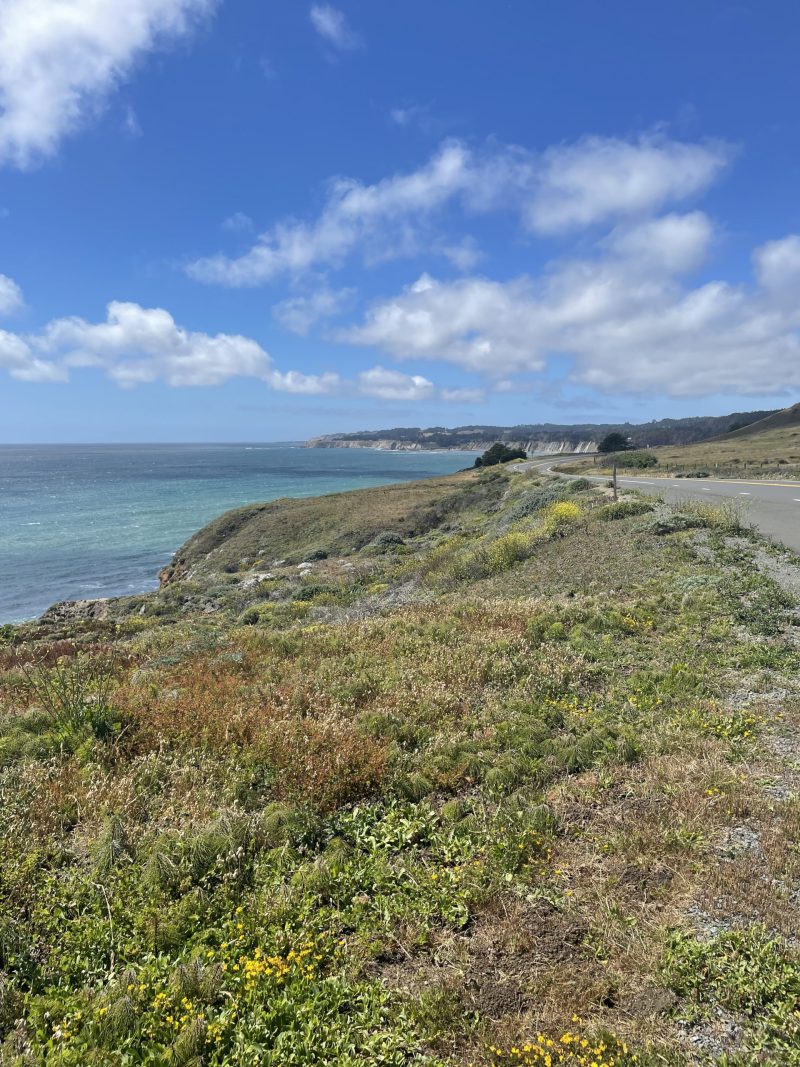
[486,531,534,573]
[542,500,583,533]
[488,1025,637,1066]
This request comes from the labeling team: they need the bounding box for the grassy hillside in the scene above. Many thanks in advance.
[160,471,483,586]
[724,402,800,438]
[2,469,800,1065]
[559,403,800,479]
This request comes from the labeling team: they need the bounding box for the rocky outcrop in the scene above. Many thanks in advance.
[39,598,115,623]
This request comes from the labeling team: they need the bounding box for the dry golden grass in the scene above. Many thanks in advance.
[560,405,800,478]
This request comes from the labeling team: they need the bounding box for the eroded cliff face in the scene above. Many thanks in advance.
[306,437,597,453]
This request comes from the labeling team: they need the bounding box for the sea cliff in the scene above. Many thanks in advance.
[307,435,598,453]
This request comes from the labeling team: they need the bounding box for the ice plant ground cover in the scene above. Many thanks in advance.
[2,466,800,1064]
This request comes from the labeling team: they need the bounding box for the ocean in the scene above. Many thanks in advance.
[0,444,474,624]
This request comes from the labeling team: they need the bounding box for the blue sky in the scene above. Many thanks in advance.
[1,0,799,442]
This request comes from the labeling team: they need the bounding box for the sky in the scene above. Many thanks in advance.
[1,0,800,442]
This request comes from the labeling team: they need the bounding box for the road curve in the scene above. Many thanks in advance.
[515,457,800,553]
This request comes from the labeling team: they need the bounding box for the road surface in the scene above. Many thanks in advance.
[516,457,800,553]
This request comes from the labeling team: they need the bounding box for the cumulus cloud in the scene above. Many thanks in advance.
[0,273,24,315]
[605,212,714,274]
[188,141,477,285]
[753,235,800,300]
[0,300,467,403]
[528,134,731,233]
[342,222,800,398]
[309,4,362,52]
[0,301,341,391]
[187,133,730,288]
[273,286,354,335]
[0,329,65,382]
[342,272,549,373]
[0,0,215,168]
[40,302,274,387]
[357,365,435,401]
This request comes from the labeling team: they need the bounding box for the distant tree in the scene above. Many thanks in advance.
[474,443,527,467]
[597,432,632,454]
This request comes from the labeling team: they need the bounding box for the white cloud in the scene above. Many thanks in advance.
[0,273,24,315]
[438,237,482,271]
[0,301,341,391]
[753,235,800,300]
[222,211,254,233]
[527,134,731,233]
[357,365,435,401]
[390,106,419,127]
[267,369,341,395]
[309,4,362,51]
[341,223,800,398]
[123,104,142,137]
[606,212,713,274]
[342,272,549,373]
[40,302,275,386]
[0,0,215,168]
[188,141,477,285]
[273,286,354,335]
[0,301,471,403]
[187,133,730,288]
[441,387,485,403]
[0,329,65,382]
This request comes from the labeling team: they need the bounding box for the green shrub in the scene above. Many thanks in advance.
[503,483,571,523]
[597,498,655,521]
[613,450,658,468]
[649,512,705,535]
[367,531,406,552]
[303,548,329,562]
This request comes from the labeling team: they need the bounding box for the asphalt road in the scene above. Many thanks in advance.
[516,457,800,553]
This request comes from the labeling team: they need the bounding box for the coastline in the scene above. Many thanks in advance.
[0,447,477,627]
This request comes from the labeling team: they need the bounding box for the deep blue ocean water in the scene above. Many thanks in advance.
[0,444,474,623]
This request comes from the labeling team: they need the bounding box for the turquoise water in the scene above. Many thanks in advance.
[0,444,474,623]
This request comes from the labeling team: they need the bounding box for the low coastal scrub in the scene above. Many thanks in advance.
[1,467,800,1064]
[606,451,658,469]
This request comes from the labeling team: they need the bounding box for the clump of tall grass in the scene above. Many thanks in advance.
[678,496,751,532]
[20,653,120,742]
[650,497,750,536]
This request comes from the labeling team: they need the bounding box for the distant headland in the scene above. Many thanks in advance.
[306,408,775,454]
